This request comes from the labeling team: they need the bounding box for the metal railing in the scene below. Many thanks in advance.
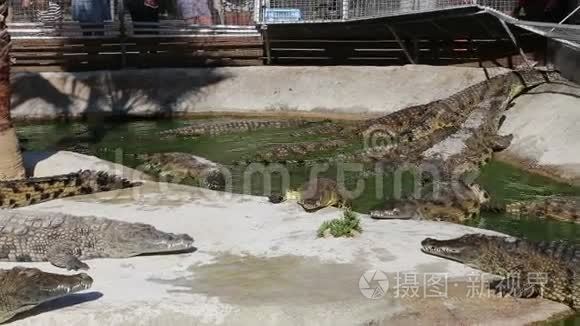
[258,0,518,23]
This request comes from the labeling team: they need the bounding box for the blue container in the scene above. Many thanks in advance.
[263,8,303,23]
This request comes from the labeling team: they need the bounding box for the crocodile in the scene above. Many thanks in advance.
[289,120,356,138]
[137,152,226,190]
[0,266,93,323]
[421,233,579,310]
[159,119,322,138]
[418,92,513,180]
[357,68,555,164]
[0,170,141,209]
[0,209,195,270]
[370,181,490,223]
[484,196,580,224]
[233,139,348,165]
[268,177,348,212]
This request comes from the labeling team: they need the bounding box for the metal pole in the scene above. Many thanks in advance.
[498,19,533,69]
[118,0,127,68]
[549,5,580,33]
[261,24,271,64]
[111,0,116,24]
[342,0,349,20]
[253,0,261,24]
[387,24,415,64]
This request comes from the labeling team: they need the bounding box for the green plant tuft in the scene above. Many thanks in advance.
[317,208,362,238]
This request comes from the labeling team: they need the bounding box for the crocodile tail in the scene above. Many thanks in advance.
[161,119,313,137]
[0,170,142,209]
[509,68,564,99]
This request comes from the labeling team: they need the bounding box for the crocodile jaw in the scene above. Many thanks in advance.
[0,267,93,323]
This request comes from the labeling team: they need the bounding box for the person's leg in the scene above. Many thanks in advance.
[192,0,213,26]
[132,8,148,35]
[178,0,196,24]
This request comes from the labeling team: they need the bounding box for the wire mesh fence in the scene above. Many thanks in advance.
[261,0,519,22]
[512,17,580,44]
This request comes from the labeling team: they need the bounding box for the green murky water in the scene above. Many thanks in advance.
[15,119,580,243]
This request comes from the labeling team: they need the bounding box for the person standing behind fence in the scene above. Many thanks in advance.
[71,0,111,36]
[126,0,160,35]
[22,0,64,34]
[176,0,212,26]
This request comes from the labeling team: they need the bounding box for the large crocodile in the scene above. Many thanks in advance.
[421,233,579,310]
[269,177,348,212]
[0,170,141,209]
[159,118,322,138]
[0,209,195,270]
[0,266,93,323]
[137,152,226,190]
[484,196,580,224]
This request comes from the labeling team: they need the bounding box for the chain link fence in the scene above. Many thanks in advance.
[260,0,519,22]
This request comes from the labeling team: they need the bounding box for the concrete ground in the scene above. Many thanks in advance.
[2,151,572,325]
[497,80,580,185]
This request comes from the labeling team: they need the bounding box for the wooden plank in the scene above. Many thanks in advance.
[270,49,405,58]
[12,54,122,66]
[123,51,262,61]
[123,44,262,53]
[12,45,124,54]
[126,56,263,67]
[126,36,262,45]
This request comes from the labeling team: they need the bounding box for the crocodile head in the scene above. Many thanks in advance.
[102,222,195,257]
[298,196,330,212]
[0,267,93,323]
[371,200,419,219]
[421,233,511,267]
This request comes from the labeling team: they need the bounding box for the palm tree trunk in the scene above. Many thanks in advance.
[0,0,25,180]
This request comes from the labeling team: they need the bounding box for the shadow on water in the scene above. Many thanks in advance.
[5,291,103,324]
[11,68,232,146]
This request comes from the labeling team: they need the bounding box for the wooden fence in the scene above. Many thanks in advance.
[264,37,545,66]
[10,34,264,72]
[7,7,548,71]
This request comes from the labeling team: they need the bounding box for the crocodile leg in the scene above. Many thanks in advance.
[47,243,89,271]
[489,134,514,152]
